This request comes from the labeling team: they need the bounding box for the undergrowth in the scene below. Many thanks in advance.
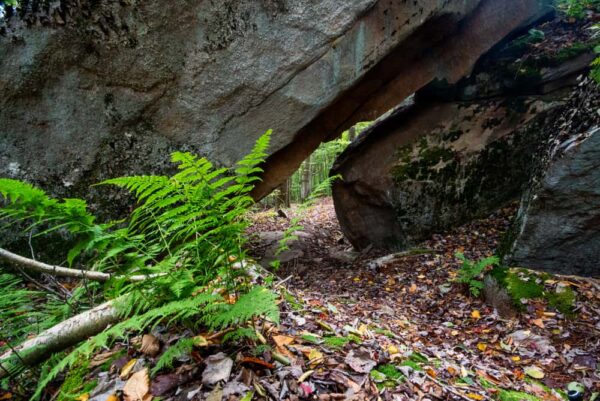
[0,131,282,398]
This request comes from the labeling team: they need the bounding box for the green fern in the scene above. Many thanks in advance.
[205,286,279,330]
[455,253,500,297]
[0,132,283,399]
[152,338,195,375]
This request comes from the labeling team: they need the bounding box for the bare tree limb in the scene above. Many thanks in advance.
[0,299,121,378]
[0,247,156,282]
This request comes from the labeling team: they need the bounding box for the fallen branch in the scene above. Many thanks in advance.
[0,247,156,282]
[0,299,121,378]
[369,248,435,269]
[0,258,276,377]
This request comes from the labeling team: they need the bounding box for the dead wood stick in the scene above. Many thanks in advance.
[0,247,157,282]
[0,298,121,378]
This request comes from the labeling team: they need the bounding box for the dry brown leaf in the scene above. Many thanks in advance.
[531,318,545,329]
[272,335,294,348]
[89,351,117,368]
[123,368,151,401]
[140,334,160,357]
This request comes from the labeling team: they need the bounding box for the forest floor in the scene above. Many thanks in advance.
[241,198,600,401]
[31,199,600,401]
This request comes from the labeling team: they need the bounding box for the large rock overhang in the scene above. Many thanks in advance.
[0,0,551,207]
[251,0,553,199]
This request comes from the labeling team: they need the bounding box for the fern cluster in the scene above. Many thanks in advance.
[0,131,282,398]
[455,253,500,297]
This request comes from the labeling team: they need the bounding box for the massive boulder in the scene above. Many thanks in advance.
[331,15,597,253]
[0,0,551,206]
[503,75,600,277]
[331,94,563,250]
[506,128,600,277]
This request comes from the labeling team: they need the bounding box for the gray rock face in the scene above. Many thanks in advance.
[507,129,600,277]
[0,0,550,207]
[331,95,563,250]
[331,14,596,254]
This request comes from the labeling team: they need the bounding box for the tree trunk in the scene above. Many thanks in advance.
[301,155,312,201]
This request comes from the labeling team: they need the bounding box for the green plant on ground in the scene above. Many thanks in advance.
[488,267,576,314]
[558,0,600,19]
[0,131,281,398]
[454,253,500,297]
[56,361,96,401]
[323,336,350,349]
[270,174,341,270]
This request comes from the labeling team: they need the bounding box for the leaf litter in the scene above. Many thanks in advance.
[31,199,599,401]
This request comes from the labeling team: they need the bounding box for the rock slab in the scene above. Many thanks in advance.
[507,128,600,277]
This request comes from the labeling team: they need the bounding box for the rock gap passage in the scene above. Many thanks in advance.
[0,1,599,400]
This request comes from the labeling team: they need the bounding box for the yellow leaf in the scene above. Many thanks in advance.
[193,335,209,347]
[388,345,399,354]
[297,370,314,383]
[511,356,521,362]
[76,394,89,401]
[308,349,323,368]
[525,366,545,379]
[120,359,137,379]
[477,343,487,352]
[0,393,12,401]
[358,324,369,336]
[466,393,485,400]
[105,395,119,401]
[409,283,418,293]
[471,310,481,319]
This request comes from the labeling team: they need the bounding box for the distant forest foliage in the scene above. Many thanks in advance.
[264,122,371,208]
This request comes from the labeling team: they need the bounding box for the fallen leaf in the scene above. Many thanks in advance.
[192,335,209,347]
[105,395,119,401]
[120,359,138,379]
[272,335,294,348]
[477,343,487,352]
[471,310,481,319]
[524,365,545,379]
[240,357,275,370]
[467,393,485,400]
[298,370,314,383]
[531,318,545,329]
[308,348,324,368]
[89,351,117,368]
[345,348,376,373]
[140,334,160,357]
[206,385,223,401]
[202,353,234,385]
[123,368,151,401]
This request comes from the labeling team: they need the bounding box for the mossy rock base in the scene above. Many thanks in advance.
[331,95,561,250]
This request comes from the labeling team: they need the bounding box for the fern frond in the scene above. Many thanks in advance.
[151,338,194,375]
[207,286,279,330]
